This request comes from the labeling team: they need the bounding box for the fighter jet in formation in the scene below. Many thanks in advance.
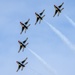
[16,57,28,72]
[20,19,30,34]
[53,2,64,17]
[18,37,28,53]
[35,9,45,25]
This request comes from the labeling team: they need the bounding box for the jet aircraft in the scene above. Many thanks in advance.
[18,37,28,53]
[16,57,28,72]
[20,19,30,34]
[53,2,64,17]
[35,9,45,25]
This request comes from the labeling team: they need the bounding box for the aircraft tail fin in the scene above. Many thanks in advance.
[39,19,41,24]
[25,57,28,61]
[26,37,28,42]
[40,9,45,15]
[24,62,28,66]
[16,69,19,72]
[21,62,28,70]
[25,43,29,47]
[27,24,30,28]
[23,37,28,44]
[42,15,45,19]
[25,19,30,25]
[58,12,60,16]
[39,15,45,24]
[21,67,24,71]
[58,8,64,16]
[28,19,30,22]
[61,8,64,12]
[20,31,22,34]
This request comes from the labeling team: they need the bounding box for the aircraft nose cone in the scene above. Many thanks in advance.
[20,22,22,24]
[20,22,23,25]
[54,5,56,7]
[16,61,18,63]
[18,40,20,43]
[35,12,37,14]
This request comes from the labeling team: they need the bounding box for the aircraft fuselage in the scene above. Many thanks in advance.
[18,41,25,48]
[20,22,28,29]
[16,61,25,67]
[54,5,61,12]
[35,12,42,20]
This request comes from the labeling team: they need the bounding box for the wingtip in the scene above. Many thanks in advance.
[18,51,20,53]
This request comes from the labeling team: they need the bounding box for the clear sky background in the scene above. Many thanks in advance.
[0,0,75,75]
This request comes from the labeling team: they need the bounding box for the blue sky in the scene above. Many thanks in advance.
[0,0,75,75]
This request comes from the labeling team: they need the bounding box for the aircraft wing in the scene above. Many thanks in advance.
[23,38,28,44]
[58,2,64,8]
[16,65,21,72]
[53,10,58,17]
[39,9,45,15]
[20,27,24,34]
[35,17,39,25]
[21,58,28,63]
[18,45,22,53]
